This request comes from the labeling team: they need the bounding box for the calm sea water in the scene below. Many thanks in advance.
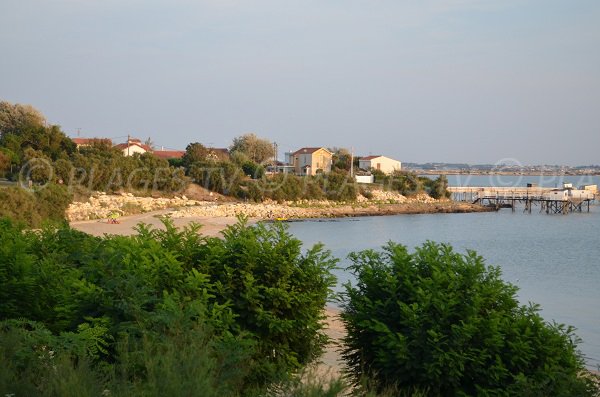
[437,174,600,188]
[287,175,600,369]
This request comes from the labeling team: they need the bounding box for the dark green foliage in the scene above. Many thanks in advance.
[182,142,210,168]
[242,172,357,203]
[188,159,244,195]
[67,146,187,192]
[423,175,451,199]
[201,220,338,384]
[342,242,596,396]
[319,171,358,201]
[382,171,423,195]
[241,160,265,179]
[0,100,187,194]
[0,184,72,227]
[0,216,337,395]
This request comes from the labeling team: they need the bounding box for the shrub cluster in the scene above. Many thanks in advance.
[0,183,72,227]
[341,242,596,396]
[374,170,450,198]
[0,217,337,396]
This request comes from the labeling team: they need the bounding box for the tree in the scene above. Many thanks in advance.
[428,175,450,199]
[342,242,595,396]
[230,133,274,164]
[329,147,352,172]
[0,101,46,137]
[182,142,209,168]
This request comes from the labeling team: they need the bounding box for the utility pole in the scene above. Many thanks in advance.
[273,142,278,165]
[350,147,354,177]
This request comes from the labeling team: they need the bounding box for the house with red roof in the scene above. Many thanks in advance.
[153,149,185,160]
[358,155,401,174]
[114,138,153,156]
[290,147,333,176]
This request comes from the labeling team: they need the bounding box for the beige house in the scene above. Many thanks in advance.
[359,155,401,174]
[291,147,333,176]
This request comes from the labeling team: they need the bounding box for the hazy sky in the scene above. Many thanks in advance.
[1,0,599,165]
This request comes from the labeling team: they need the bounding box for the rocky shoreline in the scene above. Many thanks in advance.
[67,191,493,222]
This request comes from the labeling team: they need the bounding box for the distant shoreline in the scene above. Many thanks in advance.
[413,170,600,176]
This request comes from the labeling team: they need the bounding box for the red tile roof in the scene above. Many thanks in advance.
[72,137,113,146]
[114,142,153,152]
[292,147,332,155]
[153,150,185,159]
[360,155,382,161]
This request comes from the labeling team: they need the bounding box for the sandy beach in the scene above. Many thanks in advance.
[70,210,256,237]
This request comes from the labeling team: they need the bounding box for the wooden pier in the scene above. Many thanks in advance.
[448,186,596,214]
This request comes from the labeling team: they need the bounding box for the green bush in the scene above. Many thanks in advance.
[423,175,450,199]
[319,171,358,201]
[341,242,596,396]
[0,184,71,227]
[188,160,243,195]
[193,219,338,385]
[0,216,337,394]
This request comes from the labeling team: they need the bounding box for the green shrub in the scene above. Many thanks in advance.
[0,184,71,227]
[0,216,338,394]
[241,160,265,179]
[188,160,243,195]
[319,171,358,201]
[34,183,73,222]
[423,175,450,199]
[195,219,338,385]
[341,242,596,396]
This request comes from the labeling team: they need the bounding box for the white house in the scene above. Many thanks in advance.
[114,138,153,156]
[358,155,401,174]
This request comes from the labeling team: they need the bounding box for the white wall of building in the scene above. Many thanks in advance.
[359,156,401,174]
[121,144,147,157]
[355,175,375,184]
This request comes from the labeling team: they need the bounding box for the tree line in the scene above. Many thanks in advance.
[1,99,450,227]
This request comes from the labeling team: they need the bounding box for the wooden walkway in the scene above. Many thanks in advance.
[448,186,596,214]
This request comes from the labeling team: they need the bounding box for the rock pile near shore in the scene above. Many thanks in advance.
[68,190,478,222]
[169,202,321,219]
[67,192,202,221]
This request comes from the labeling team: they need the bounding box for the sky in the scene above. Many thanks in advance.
[1,0,599,165]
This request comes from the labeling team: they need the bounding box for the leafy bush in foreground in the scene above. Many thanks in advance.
[0,217,337,395]
[341,242,596,396]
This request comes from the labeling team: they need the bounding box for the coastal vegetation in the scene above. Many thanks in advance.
[0,217,337,396]
[1,216,597,395]
[342,242,598,396]
[0,101,187,194]
[1,100,454,227]
[0,183,72,227]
